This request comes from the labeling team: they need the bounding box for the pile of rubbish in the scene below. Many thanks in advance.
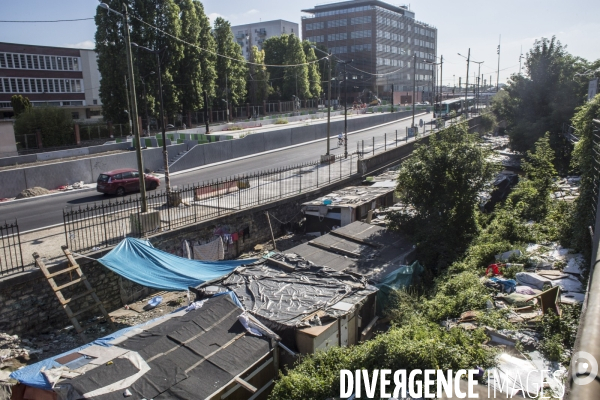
[553,176,581,202]
[481,134,510,150]
[370,202,415,226]
[441,243,585,398]
[14,187,51,199]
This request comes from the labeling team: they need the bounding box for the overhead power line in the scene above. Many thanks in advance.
[129,15,327,68]
[0,18,94,23]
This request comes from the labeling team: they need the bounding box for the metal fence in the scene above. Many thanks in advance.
[63,154,358,254]
[0,221,24,277]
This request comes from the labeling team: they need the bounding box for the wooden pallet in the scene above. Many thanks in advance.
[33,246,115,342]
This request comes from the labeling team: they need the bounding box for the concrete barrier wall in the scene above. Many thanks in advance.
[0,154,37,168]
[0,143,189,198]
[88,142,131,154]
[169,144,206,173]
[36,147,89,161]
[264,129,292,151]
[230,133,266,159]
[203,141,233,165]
[0,169,26,199]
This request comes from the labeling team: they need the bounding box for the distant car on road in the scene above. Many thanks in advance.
[96,168,160,196]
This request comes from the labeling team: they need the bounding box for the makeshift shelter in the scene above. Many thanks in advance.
[97,238,256,291]
[192,255,378,355]
[375,261,424,314]
[10,295,279,400]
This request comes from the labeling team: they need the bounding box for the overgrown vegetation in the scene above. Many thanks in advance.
[10,94,31,117]
[274,118,289,124]
[538,304,582,363]
[14,107,75,148]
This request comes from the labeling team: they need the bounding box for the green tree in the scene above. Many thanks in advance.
[247,46,270,105]
[11,95,31,117]
[213,17,247,107]
[390,123,498,269]
[262,34,287,100]
[193,0,217,101]
[282,34,310,101]
[570,94,600,258]
[302,41,322,98]
[14,107,74,147]
[492,37,591,171]
[95,0,128,124]
[507,133,557,221]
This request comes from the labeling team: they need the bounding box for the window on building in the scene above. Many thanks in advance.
[93,99,98,105]
[19,54,26,69]
[307,35,324,43]
[23,79,30,92]
[4,79,10,92]
[0,54,5,68]
[42,79,48,92]
[330,46,347,54]
[36,79,42,92]
[72,112,80,120]
[306,22,324,30]
[351,16,371,25]
[32,55,39,69]
[0,80,3,93]
[327,32,347,41]
[350,44,371,52]
[10,78,17,92]
[328,19,347,28]
[26,55,32,69]
[351,30,372,39]
[12,54,19,68]
[51,56,56,70]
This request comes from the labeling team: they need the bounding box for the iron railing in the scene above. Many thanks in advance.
[63,154,358,254]
[0,221,24,277]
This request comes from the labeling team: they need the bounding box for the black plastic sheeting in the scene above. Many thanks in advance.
[60,295,272,400]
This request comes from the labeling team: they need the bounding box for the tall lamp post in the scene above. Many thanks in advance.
[458,50,472,118]
[339,59,353,158]
[411,53,416,128]
[98,2,147,211]
[131,43,171,193]
[311,45,333,158]
[424,57,442,116]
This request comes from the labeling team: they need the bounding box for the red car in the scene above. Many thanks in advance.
[97,168,160,196]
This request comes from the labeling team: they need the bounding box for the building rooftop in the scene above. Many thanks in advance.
[286,221,415,282]
[301,185,395,209]
[302,0,411,15]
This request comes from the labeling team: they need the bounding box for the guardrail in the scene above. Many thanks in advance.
[63,154,358,254]
[567,119,600,398]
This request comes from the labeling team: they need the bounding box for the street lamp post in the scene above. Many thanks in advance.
[339,59,353,158]
[99,2,147,211]
[412,54,416,128]
[424,56,442,117]
[131,43,171,194]
[458,50,471,118]
[312,45,333,157]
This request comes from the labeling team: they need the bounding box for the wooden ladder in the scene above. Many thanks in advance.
[33,246,115,342]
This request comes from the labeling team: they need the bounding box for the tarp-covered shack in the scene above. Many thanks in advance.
[192,255,378,355]
[301,186,396,233]
[10,296,279,400]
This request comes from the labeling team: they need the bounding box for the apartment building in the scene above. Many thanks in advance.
[231,20,299,60]
[0,42,102,120]
[302,0,438,104]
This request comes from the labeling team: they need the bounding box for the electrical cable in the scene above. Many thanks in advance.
[0,18,94,23]
[130,14,328,68]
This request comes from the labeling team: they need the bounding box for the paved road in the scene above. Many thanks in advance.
[2,114,428,232]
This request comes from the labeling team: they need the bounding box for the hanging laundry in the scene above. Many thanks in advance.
[232,232,239,241]
[193,236,224,261]
[223,234,233,245]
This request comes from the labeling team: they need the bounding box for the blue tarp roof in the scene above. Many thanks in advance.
[97,237,256,291]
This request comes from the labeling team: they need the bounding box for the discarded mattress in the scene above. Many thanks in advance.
[516,272,583,293]
[98,238,256,291]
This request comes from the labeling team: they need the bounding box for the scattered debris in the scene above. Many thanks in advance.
[15,187,51,199]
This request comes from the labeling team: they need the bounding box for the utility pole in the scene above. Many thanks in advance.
[439,55,443,106]
[464,48,470,118]
[312,45,333,157]
[340,59,353,158]
[124,75,132,135]
[121,4,147,211]
[225,74,229,122]
[412,53,416,127]
[496,35,501,92]
[203,91,209,134]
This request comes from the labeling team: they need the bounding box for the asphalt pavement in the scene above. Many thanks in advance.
[1,114,426,232]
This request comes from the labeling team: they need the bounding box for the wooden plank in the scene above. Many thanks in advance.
[360,316,379,341]
[265,257,295,272]
[308,241,360,258]
[54,278,84,292]
[60,289,96,305]
[233,377,257,393]
[45,265,80,279]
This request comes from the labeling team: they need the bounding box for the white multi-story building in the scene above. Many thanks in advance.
[231,20,299,59]
[0,42,102,120]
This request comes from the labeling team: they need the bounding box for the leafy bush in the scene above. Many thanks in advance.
[269,320,496,400]
[538,304,581,364]
[275,118,289,124]
[14,107,75,147]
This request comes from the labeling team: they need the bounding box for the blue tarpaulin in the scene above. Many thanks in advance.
[375,261,424,314]
[98,237,256,291]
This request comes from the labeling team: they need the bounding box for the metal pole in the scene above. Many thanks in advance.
[122,4,147,212]
[440,55,443,112]
[156,52,170,193]
[343,61,352,158]
[124,75,132,135]
[327,54,331,155]
[464,48,470,118]
[496,35,501,92]
[203,91,210,134]
[412,54,416,127]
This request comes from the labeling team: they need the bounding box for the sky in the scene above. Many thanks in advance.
[0,0,598,87]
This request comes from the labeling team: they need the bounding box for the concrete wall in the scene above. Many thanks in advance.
[0,143,188,198]
[0,142,131,167]
[0,120,18,158]
[169,111,414,174]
